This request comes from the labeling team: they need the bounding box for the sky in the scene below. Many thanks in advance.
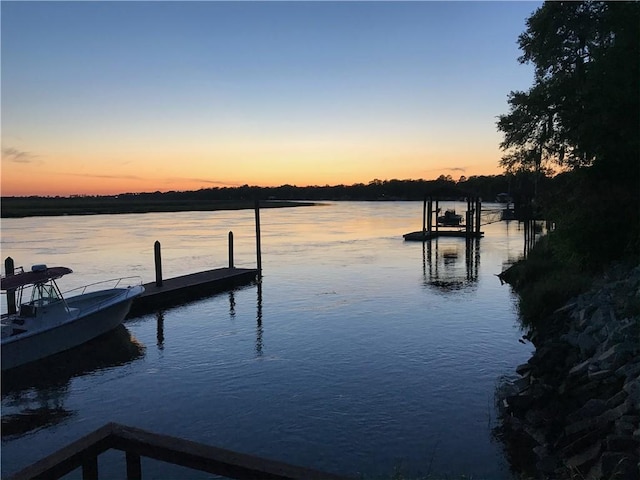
[1,1,541,197]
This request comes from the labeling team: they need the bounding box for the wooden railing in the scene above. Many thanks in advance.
[6,422,353,480]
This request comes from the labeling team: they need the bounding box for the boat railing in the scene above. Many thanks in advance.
[6,422,353,480]
[62,276,143,298]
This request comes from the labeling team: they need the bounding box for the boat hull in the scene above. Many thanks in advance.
[1,286,143,371]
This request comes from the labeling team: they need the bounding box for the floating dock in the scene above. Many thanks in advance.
[129,267,258,316]
[403,196,484,242]
[128,202,263,316]
[403,229,483,241]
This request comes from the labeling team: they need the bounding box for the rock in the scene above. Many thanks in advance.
[497,263,640,479]
[569,359,591,377]
[536,454,559,474]
[615,419,636,435]
[561,424,610,458]
[523,424,547,445]
[588,369,614,382]
[605,434,639,450]
[617,362,640,380]
[565,417,597,437]
[567,399,607,424]
[600,451,639,480]
[601,399,633,423]
[623,376,640,406]
[577,331,598,356]
[525,409,546,427]
[506,394,535,416]
[606,390,628,409]
[565,441,601,468]
[585,460,602,480]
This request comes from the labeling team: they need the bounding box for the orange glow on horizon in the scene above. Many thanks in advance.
[1,158,505,197]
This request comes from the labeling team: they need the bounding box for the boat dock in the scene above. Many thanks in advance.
[403,196,484,241]
[130,203,264,316]
[130,267,258,316]
[403,229,483,241]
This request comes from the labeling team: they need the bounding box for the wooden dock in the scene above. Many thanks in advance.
[129,267,258,316]
[403,230,483,241]
[128,201,263,316]
[403,196,484,242]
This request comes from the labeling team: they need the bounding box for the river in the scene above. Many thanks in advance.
[1,201,533,479]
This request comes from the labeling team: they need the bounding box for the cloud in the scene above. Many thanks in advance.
[423,166,468,173]
[59,172,144,180]
[164,177,244,187]
[2,147,36,163]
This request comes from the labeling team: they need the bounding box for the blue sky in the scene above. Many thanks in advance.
[1,1,541,196]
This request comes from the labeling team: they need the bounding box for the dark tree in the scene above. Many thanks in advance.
[498,1,640,179]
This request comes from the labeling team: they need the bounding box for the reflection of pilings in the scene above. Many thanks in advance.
[465,238,480,281]
[255,282,263,357]
[156,311,165,349]
[228,291,236,319]
[523,220,537,258]
[422,238,480,289]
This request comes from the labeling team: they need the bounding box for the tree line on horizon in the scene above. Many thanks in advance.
[1,173,533,202]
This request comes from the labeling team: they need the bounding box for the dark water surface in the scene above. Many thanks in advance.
[1,202,533,479]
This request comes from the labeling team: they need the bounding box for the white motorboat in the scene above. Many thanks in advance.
[1,264,144,371]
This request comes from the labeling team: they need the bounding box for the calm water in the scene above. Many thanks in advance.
[1,202,533,479]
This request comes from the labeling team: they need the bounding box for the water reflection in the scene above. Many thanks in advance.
[422,238,480,292]
[151,285,263,356]
[156,311,165,349]
[1,326,144,439]
[229,291,236,319]
[255,282,263,357]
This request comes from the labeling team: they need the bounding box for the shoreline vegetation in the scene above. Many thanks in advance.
[492,1,639,477]
[0,175,520,219]
[0,197,318,219]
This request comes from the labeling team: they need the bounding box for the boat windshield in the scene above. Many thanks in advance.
[30,282,63,306]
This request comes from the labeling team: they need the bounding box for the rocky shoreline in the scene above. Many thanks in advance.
[496,264,640,479]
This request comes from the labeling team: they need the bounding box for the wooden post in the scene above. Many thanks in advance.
[422,197,427,232]
[5,257,16,315]
[466,198,471,235]
[254,199,262,279]
[228,231,234,269]
[427,198,432,234]
[82,456,98,480]
[475,197,481,236]
[154,241,163,287]
[435,200,439,233]
[126,452,142,480]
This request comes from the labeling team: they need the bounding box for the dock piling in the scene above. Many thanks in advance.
[228,231,234,269]
[154,241,163,287]
[255,200,262,279]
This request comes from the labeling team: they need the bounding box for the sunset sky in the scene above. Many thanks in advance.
[2,1,540,197]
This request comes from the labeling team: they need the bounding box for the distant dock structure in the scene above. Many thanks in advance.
[403,196,484,241]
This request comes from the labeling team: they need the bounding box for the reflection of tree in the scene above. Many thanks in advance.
[422,238,479,292]
[1,326,144,439]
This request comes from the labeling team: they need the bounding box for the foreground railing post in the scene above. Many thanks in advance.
[126,452,142,480]
[228,231,234,269]
[82,455,98,480]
